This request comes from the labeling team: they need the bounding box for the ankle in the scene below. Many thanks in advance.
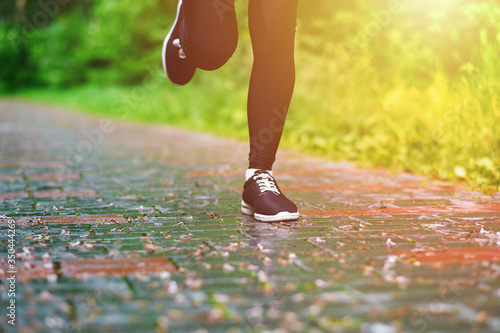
[245,168,273,181]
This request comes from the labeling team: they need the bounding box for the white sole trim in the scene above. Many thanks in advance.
[241,200,255,215]
[241,200,299,222]
[162,0,183,85]
[254,211,300,222]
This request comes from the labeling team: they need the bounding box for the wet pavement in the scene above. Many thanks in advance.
[1,100,500,333]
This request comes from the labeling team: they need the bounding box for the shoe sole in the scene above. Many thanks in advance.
[162,0,184,86]
[241,200,299,222]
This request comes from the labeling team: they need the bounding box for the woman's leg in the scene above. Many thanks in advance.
[181,0,238,70]
[240,0,300,222]
[247,0,299,170]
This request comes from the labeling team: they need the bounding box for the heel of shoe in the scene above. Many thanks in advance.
[241,200,255,216]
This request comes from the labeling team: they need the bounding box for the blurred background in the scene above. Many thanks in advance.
[1,0,499,190]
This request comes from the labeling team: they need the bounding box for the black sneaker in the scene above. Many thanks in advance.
[162,0,196,86]
[241,170,299,222]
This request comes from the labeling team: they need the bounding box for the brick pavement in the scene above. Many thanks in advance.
[1,100,500,333]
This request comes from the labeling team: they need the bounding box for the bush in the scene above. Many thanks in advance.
[290,0,500,188]
[0,25,40,91]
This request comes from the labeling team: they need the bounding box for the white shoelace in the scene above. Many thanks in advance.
[254,173,280,195]
[173,38,186,59]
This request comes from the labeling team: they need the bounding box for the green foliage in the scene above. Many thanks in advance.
[80,0,168,85]
[3,0,500,190]
[290,0,500,189]
[0,0,88,89]
[29,10,89,87]
[0,27,38,91]
[285,0,500,190]
[0,0,170,88]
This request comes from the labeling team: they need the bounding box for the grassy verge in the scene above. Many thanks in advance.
[13,75,499,194]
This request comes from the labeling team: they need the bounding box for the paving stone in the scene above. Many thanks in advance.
[302,205,500,217]
[1,101,500,333]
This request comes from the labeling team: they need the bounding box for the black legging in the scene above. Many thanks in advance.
[180,0,299,170]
